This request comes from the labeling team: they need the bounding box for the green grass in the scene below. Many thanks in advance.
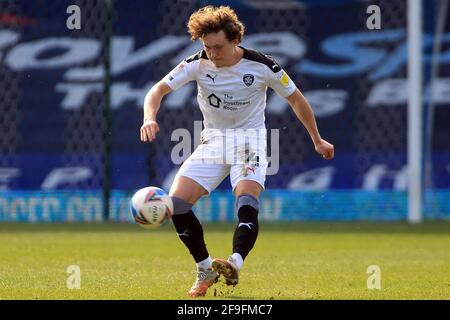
[0,222,449,300]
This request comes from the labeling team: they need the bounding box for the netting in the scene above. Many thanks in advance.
[0,0,449,222]
[423,0,450,219]
[0,0,107,191]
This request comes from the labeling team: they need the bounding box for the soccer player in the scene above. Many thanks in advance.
[140,6,334,297]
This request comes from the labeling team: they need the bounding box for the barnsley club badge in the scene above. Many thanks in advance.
[243,74,254,87]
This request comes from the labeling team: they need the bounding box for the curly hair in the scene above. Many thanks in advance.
[187,6,245,43]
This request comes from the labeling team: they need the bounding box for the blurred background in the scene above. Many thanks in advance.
[0,0,449,223]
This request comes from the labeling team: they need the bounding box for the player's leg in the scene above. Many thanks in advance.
[213,138,268,286]
[228,143,268,271]
[169,175,209,269]
[169,156,230,297]
[212,180,263,286]
[231,180,262,266]
[169,175,218,297]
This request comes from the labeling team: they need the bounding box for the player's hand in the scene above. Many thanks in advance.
[314,138,334,160]
[140,119,160,142]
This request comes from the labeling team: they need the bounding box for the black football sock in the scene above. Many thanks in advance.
[171,210,209,263]
[233,204,259,260]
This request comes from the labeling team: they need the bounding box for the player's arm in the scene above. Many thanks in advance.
[140,80,172,142]
[141,57,197,142]
[285,89,335,160]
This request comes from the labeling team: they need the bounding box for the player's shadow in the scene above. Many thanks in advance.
[210,294,257,300]
[219,295,258,300]
[210,287,258,300]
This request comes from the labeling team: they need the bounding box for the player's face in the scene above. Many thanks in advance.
[202,31,237,67]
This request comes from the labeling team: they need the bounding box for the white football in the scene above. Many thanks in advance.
[130,186,173,229]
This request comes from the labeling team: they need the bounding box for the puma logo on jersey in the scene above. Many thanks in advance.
[238,222,253,229]
[206,73,217,83]
[176,229,189,237]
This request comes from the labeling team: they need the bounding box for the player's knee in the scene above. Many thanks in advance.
[234,182,262,199]
[170,196,194,215]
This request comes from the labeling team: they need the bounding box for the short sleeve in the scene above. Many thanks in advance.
[163,60,197,90]
[265,64,297,98]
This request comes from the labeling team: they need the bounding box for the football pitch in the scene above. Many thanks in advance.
[0,222,449,300]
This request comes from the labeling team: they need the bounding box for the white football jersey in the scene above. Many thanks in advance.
[164,46,297,139]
